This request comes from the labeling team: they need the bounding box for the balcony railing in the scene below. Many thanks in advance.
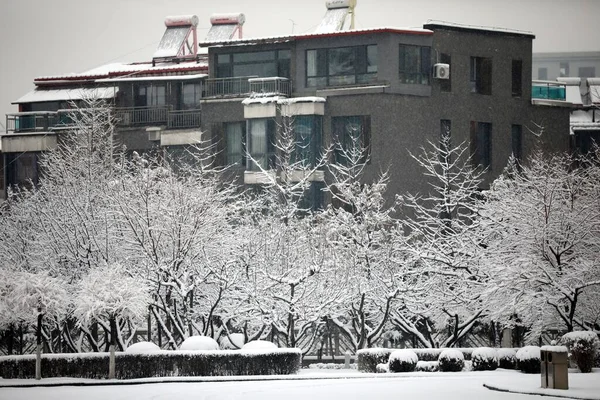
[203,76,292,98]
[532,80,567,101]
[115,106,171,127]
[168,109,201,129]
[248,77,292,97]
[6,111,60,133]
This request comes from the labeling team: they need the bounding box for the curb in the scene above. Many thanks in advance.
[483,383,599,400]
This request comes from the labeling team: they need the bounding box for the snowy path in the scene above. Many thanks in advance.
[3,369,596,400]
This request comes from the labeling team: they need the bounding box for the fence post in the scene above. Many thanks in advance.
[344,350,351,369]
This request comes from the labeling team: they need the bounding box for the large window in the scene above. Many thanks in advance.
[225,122,246,167]
[560,62,570,77]
[292,115,323,167]
[538,67,548,80]
[136,84,166,107]
[182,83,201,109]
[332,116,371,165]
[216,49,291,79]
[470,121,492,168]
[247,118,276,171]
[399,44,431,85]
[470,56,492,95]
[512,60,522,97]
[306,45,377,88]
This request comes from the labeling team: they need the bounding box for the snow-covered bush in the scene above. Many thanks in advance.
[561,331,599,373]
[416,361,439,372]
[180,336,220,351]
[125,342,161,354]
[357,348,393,372]
[516,346,541,374]
[471,347,498,371]
[376,363,389,373]
[413,348,473,361]
[220,333,245,350]
[497,348,517,369]
[388,349,418,373]
[242,340,277,351]
[308,363,357,370]
[438,349,464,372]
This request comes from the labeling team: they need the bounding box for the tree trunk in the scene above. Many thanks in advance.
[36,311,43,380]
[109,316,117,379]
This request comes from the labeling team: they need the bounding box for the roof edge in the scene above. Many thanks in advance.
[423,20,535,39]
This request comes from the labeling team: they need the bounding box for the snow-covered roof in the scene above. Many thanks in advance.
[423,20,535,38]
[200,27,432,46]
[570,110,600,133]
[241,96,327,106]
[556,78,584,105]
[13,87,119,104]
[96,73,207,83]
[588,78,600,104]
[34,60,208,83]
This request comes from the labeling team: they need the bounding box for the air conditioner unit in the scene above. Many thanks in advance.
[434,63,450,79]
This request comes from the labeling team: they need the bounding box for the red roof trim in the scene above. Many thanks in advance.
[34,65,208,83]
[296,28,433,40]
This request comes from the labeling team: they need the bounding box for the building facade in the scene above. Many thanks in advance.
[1,13,574,204]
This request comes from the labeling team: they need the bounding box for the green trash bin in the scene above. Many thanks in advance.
[540,346,569,390]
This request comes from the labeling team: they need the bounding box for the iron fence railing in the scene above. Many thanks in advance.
[203,76,257,98]
[168,109,201,129]
[248,77,292,97]
[114,106,171,127]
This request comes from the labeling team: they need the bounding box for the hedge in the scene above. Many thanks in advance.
[357,348,520,373]
[0,349,302,379]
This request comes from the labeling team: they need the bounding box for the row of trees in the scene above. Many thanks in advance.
[0,101,599,355]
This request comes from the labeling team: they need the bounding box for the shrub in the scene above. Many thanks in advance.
[0,349,302,379]
[438,349,464,372]
[516,346,540,374]
[388,349,418,373]
[471,347,498,371]
[376,363,389,373]
[415,361,438,372]
[242,340,277,351]
[497,348,517,369]
[357,348,393,372]
[561,331,599,373]
[179,336,219,351]
[125,341,162,354]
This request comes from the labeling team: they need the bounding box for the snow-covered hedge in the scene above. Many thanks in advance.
[357,348,393,372]
[0,348,302,379]
[561,331,599,373]
[515,346,541,374]
[388,349,418,373]
[438,349,464,372]
[497,348,517,369]
[471,347,498,371]
[415,361,438,372]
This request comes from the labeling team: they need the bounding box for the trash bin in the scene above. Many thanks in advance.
[540,346,569,390]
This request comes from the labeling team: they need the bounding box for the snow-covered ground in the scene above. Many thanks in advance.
[1,368,598,400]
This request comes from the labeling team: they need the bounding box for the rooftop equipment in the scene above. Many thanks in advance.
[153,15,199,65]
[205,13,245,42]
[315,0,356,33]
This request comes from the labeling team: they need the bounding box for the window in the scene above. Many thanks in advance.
[559,62,570,77]
[332,116,371,165]
[291,115,323,167]
[440,53,451,92]
[470,121,492,168]
[538,67,548,80]
[216,49,291,79]
[512,60,522,97]
[511,124,522,162]
[182,83,201,109]
[225,122,246,166]
[470,57,492,95]
[247,118,276,171]
[306,45,377,87]
[579,67,596,78]
[399,44,431,85]
[136,84,166,107]
[440,119,451,162]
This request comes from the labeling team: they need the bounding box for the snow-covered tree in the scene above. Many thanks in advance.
[480,151,600,338]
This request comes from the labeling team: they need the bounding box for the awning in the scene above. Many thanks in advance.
[95,74,207,83]
[13,86,119,104]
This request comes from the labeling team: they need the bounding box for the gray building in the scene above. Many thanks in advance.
[533,52,600,81]
[1,15,574,205]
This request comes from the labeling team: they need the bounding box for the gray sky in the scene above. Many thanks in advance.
[1,0,599,124]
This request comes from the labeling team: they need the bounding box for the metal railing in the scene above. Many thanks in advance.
[168,109,201,129]
[532,80,567,101]
[5,112,60,133]
[114,106,171,127]
[248,77,292,97]
[203,76,257,98]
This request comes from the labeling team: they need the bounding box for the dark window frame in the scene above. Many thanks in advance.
[216,49,291,79]
[246,118,276,171]
[470,121,492,169]
[511,124,523,162]
[470,56,493,95]
[306,45,377,88]
[399,44,431,85]
[512,59,523,97]
[225,121,247,167]
[332,115,371,165]
[440,53,451,92]
[291,115,323,168]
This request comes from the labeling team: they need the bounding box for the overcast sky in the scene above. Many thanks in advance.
[1,0,599,125]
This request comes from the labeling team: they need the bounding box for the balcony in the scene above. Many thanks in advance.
[114,106,201,129]
[532,80,567,101]
[203,76,292,98]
